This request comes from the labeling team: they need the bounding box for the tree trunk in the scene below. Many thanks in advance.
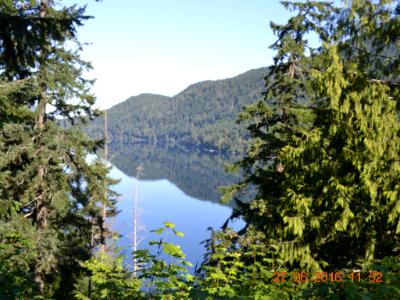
[33,1,49,294]
[34,70,48,297]
[132,177,138,276]
[133,165,144,276]
[100,110,108,252]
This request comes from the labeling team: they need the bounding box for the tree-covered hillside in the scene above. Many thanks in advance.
[86,67,268,153]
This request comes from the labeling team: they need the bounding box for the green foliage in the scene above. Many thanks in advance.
[210,0,400,298]
[300,256,400,299]
[225,0,400,272]
[74,252,142,300]
[196,227,302,299]
[0,217,38,299]
[0,0,117,297]
[198,228,243,298]
[134,222,194,299]
[198,226,400,299]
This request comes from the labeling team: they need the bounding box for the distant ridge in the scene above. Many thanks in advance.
[85,67,268,153]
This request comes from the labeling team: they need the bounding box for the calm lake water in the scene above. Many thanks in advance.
[107,143,243,269]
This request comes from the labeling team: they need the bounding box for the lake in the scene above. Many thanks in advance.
[107,143,244,270]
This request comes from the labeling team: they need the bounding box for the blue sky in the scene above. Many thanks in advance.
[68,0,300,109]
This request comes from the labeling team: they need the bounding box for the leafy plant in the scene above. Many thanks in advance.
[74,252,142,300]
[134,221,194,299]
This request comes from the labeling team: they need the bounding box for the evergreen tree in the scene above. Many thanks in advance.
[224,0,400,273]
[0,1,116,297]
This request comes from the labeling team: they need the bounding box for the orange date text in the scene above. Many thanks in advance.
[272,271,383,283]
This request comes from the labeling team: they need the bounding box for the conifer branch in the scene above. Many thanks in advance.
[367,78,400,87]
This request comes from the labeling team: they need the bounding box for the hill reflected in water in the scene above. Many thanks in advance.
[108,143,240,207]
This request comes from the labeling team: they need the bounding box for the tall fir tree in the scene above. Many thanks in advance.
[223,0,400,273]
[0,0,117,297]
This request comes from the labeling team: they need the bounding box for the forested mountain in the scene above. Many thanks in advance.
[85,67,268,153]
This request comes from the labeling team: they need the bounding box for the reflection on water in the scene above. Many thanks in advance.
[109,142,240,205]
[108,143,243,267]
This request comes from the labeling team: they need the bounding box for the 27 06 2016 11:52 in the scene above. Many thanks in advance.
[272,271,383,283]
